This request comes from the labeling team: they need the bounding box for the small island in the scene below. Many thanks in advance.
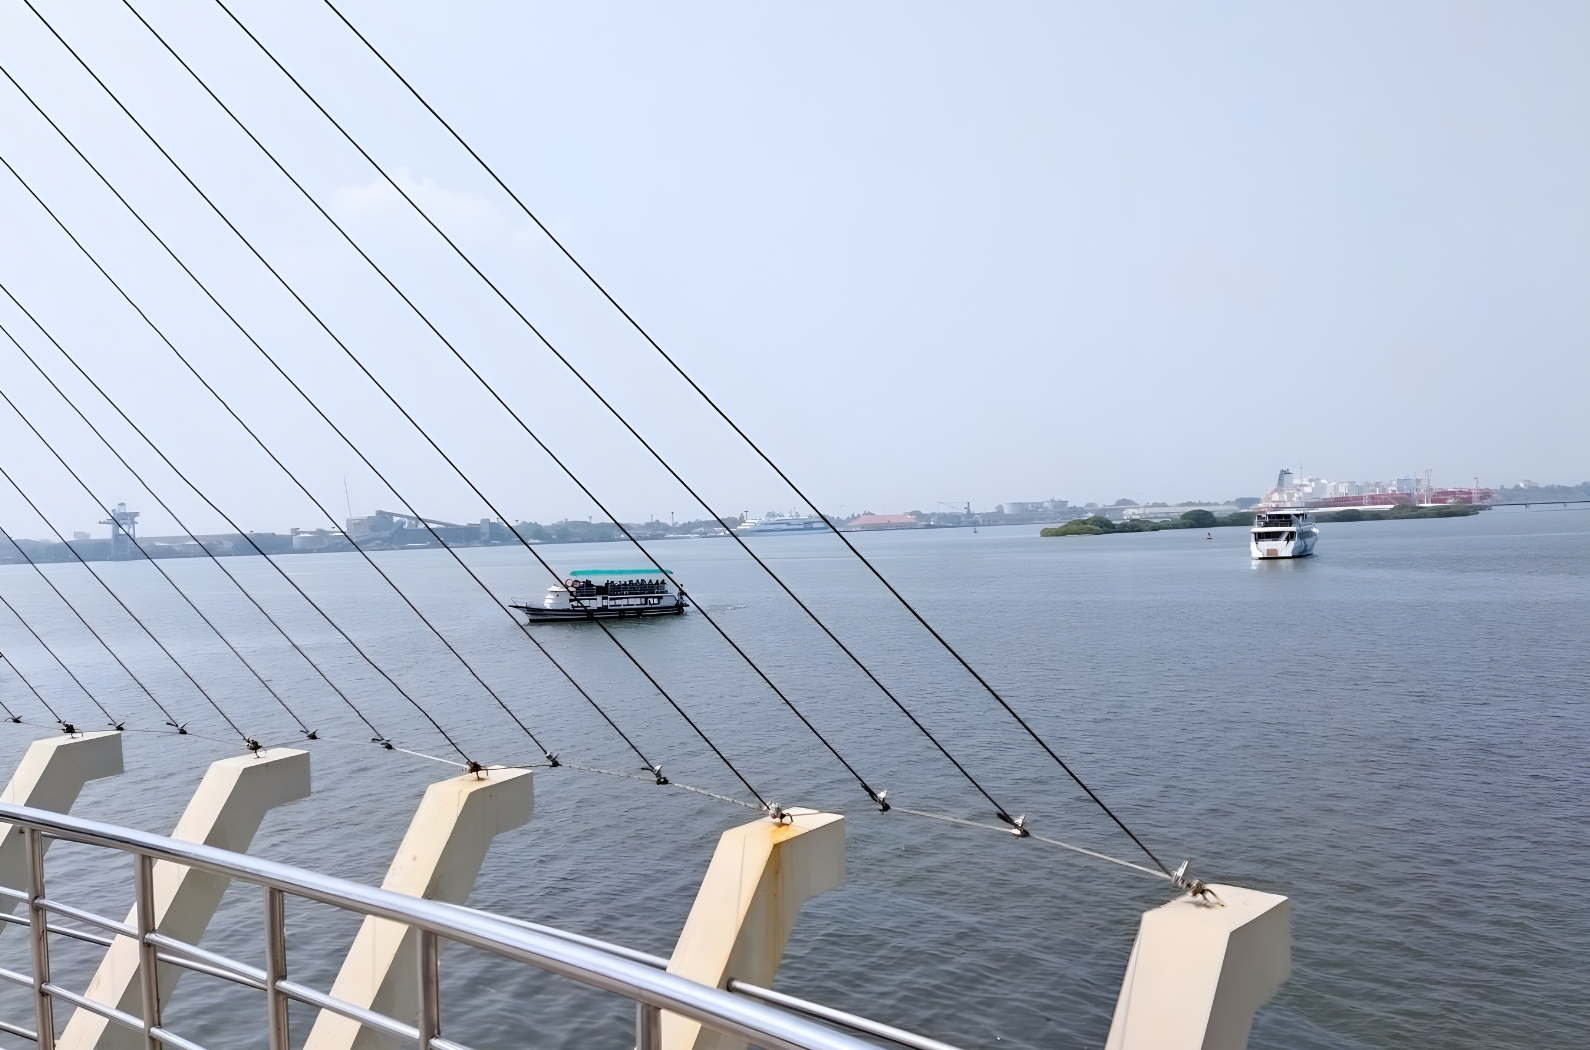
[1041,503,1480,537]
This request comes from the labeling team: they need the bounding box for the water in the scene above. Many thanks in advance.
[0,509,1584,1050]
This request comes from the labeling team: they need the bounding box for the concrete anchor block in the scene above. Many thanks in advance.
[1105,885,1291,1050]
[304,767,534,1050]
[58,747,311,1050]
[664,808,845,1050]
[0,732,124,909]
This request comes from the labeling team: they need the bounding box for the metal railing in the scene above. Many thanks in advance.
[0,803,964,1050]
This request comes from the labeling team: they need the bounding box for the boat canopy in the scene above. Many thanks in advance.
[567,568,673,577]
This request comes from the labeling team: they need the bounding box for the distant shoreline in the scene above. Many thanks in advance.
[1041,503,1483,537]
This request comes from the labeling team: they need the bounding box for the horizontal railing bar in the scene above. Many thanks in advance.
[0,964,32,989]
[0,883,24,904]
[275,979,420,1044]
[493,907,952,1050]
[149,1025,213,1050]
[488,912,670,969]
[51,922,114,949]
[0,803,927,1050]
[2,909,121,950]
[37,897,135,939]
[147,931,268,987]
[41,981,143,1033]
[429,1037,473,1050]
[728,981,966,1050]
[157,951,266,992]
[0,1017,38,1041]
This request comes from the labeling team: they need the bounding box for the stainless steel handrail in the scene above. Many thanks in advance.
[0,802,968,1050]
[728,981,966,1050]
[484,906,971,1050]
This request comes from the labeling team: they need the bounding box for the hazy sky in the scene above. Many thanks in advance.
[0,1,1585,538]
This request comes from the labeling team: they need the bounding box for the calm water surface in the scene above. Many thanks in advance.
[0,509,1583,1050]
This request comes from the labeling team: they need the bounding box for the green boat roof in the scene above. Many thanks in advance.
[568,568,672,576]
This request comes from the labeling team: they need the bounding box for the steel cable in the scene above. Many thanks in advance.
[0,373,312,739]
[0,470,245,739]
[0,305,387,743]
[0,570,113,730]
[0,648,62,726]
[1,23,760,804]
[127,0,937,815]
[0,148,483,768]
[313,0,1167,867]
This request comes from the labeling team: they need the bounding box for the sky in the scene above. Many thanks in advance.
[0,0,1585,539]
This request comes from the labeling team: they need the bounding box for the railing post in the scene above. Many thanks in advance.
[636,1002,662,1050]
[26,827,54,1050]
[264,887,289,1050]
[133,853,161,1050]
[415,928,440,1050]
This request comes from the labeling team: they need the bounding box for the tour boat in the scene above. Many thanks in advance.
[733,515,832,535]
[511,568,687,621]
[1250,508,1318,559]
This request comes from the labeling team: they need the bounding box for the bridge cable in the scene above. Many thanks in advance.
[0,469,246,739]
[312,0,1161,863]
[0,152,490,767]
[0,647,64,726]
[0,286,656,779]
[12,16,757,806]
[0,304,387,744]
[0,112,667,784]
[0,653,36,722]
[0,143,646,790]
[0,551,123,730]
[0,372,313,741]
[0,306,508,765]
[129,0,956,815]
[0,30,756,804]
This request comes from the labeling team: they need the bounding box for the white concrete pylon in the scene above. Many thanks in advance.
[1105,885,1291,1050]
[57,747,311,1050]
[0,731,124,915]
[303,766,534,1050]
[663,808,845,1050]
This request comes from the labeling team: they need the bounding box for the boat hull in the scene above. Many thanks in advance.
[514,603,687,621]
[1251,529,1318,559]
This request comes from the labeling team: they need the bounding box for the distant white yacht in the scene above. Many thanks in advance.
[733,513,832,535]
[1252,469,1319,559]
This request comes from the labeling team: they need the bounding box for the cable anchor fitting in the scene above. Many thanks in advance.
[245,738,263,753]
[465,760,486,778]
[1171,861,1220,904]
[766,802,793,825]
[873,788,890,812]
[59,722,76,736]
[997,812,1030,837]
[302,729,318,740]
[650,764,668,785]
[545,752,561,768]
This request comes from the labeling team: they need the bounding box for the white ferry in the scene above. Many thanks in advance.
[1250,508,1318,559]
[734,514,832,535]
[511,568,687,621]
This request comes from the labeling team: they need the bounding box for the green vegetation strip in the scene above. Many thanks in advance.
[1040,503,1481,537]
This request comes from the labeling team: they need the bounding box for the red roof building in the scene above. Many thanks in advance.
[847,514,925,531]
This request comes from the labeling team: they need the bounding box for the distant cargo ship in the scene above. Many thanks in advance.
[511,568,687,620]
